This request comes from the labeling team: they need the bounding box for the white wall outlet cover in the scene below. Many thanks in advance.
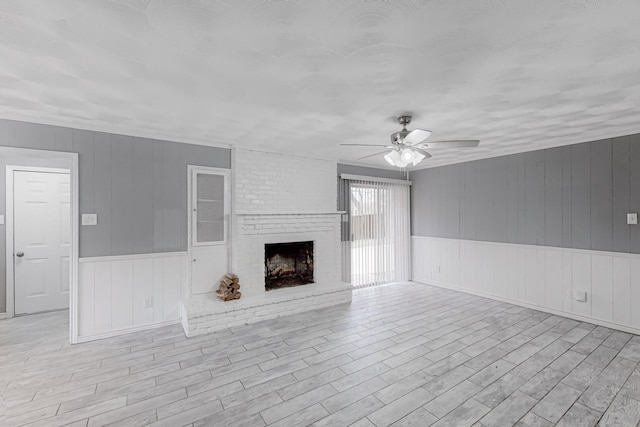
[143,297,154,308]
[573,290,587,302]
[81,213,98,226]
[627,213,638,225]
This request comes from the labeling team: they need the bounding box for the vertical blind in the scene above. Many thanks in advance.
[340,177,411,287]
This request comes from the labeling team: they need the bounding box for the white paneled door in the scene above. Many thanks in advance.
[189,167,230,295]
[13,170,71,314]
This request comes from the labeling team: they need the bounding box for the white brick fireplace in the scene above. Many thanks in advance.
[182,149,352,336]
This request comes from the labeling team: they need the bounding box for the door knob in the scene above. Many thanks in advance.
[16,251,24,257]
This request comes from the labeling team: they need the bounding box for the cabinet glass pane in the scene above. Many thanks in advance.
[197,174,224,201]
[197,222,224,243]
[197,200,224,222]
[196,173,225,243]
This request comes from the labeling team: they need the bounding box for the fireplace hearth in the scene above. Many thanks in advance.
[265,241,314,291]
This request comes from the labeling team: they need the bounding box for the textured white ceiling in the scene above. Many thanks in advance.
[1,0,640,169]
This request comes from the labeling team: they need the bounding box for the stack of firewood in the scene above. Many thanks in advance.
[216,273,241,301]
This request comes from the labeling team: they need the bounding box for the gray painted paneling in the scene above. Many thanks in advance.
[629,135,640,253]
[14,121,49,150]
[152,141,165,252]
[132,138,155,255]
[590,139,613,252]
[110,135,135,255]
[506,154,519,243]
[516,154,526,243]
[524,151,545,245]
[447,165,461,238]
[433,167,444,237]
[0,118,231,313]
[571,143,591,249]
[470,160,483,241]
[544,148,563,247]
[160,140,187,252]
[411,132,640,255]
[561,146,573,248]
[425,170,436,237]
[92,132,113,257]
[0,120,13,146]
[493,157,508,243]
[480,159,494,241]
[459,161,474,240]
[54,126,74,152]
[76,129,95,256]
[612,137,630,253]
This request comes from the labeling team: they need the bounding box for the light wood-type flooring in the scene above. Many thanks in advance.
[2,282,640,426]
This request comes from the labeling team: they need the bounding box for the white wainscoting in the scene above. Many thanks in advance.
[78,252,188,342]
[412,236,640,335]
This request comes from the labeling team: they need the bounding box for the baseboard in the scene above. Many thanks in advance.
[0,313,8,320]
[414,279,640,336]
[76,319,181,343]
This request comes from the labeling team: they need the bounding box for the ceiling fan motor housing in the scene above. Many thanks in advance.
[390,129,411,145]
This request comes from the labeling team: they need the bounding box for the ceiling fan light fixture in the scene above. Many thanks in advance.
[411,150,426,166]
[384,149,412,168]
[384,152,395,166]
[401,148,415,162]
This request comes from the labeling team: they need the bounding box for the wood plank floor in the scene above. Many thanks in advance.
[2,282,640,426]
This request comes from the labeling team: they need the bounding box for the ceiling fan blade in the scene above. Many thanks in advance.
[420,139,480,148]
[340,143,388,147]
[403,129,432,145]
[357,150,389,160]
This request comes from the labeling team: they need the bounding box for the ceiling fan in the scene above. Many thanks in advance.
[341,115,480,168]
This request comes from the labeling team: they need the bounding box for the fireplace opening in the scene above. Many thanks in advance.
[265,241,314,291]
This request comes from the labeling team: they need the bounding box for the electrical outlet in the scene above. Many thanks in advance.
[573,290,587,302]
[628,213,638,225]
[143,297,153,308]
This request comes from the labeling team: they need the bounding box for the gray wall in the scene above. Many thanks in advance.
[411,133,640,254]
[337,163,408,181]
[0,118,230,313]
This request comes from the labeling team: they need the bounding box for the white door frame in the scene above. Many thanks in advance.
[187,165,231,297]
[3,147,79,344]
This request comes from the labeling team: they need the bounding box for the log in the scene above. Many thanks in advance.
[217,273,241,301]
[219,283,239,292]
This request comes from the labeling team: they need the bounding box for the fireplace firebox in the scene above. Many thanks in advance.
[265,241,314,291]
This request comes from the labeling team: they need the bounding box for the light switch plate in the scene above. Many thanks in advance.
[81,213,98,226]
[0,214,4,225]
[627,213,638,225]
